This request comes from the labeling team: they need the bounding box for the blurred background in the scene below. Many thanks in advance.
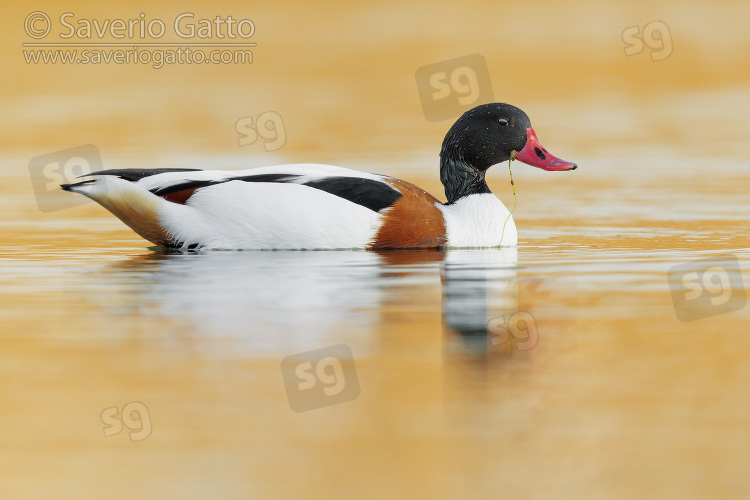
[2,1,750,498]
[4,0,749,173]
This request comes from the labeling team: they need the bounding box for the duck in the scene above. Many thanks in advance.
[62,103,576,250]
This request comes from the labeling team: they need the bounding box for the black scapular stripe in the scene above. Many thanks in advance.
[151,174,302,197]
[302,177,401,212]
[230,173,301,183]
[151,180,220,197]
[86,168,203,182]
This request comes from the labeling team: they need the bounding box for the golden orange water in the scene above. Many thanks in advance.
[2,1,750,498]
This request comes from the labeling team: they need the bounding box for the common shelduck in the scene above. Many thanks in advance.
[62,103,576,250]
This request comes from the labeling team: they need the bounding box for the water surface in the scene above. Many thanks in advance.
[1,163,748,498]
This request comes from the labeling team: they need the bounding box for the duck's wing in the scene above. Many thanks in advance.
[70,164,399,212]
[147,164,403,213]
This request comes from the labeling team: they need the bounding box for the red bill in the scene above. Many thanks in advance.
[514,128,577,171]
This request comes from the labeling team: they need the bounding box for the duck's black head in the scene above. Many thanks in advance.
[440,103,577,204]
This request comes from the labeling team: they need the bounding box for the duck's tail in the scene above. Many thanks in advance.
[62,175,172,246]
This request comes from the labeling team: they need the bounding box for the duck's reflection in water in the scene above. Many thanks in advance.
[441,248,519,356]
[103,248,519,357]
[107,249,447,354]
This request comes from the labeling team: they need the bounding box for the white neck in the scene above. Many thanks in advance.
[438,193,517,247]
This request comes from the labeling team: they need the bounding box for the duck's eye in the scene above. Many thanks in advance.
[497,118,509,127]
